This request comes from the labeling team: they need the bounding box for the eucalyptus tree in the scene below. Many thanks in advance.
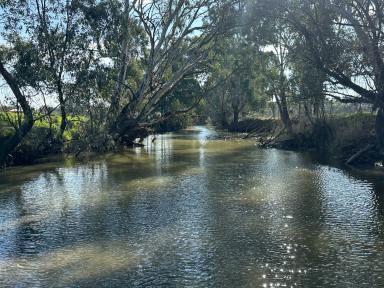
[281,0,384,153]
[0,1,39,164]
[204,31,269,131]
[0,0,127,162]
[105,0,237,142]
[0,61,34,166]
[1,0,91,137]
[228,40,261,131]
[290,55,327,124]
[204,37,233,129]
[243,1,298,132]
[262,25,294,133]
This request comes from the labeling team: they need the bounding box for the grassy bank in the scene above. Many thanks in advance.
[0,111,196,166]
[1,110,380,167]
[0,112,86,165]
[264,113,381,165]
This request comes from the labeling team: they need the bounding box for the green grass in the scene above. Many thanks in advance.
[331,111,375,123]
[0,112,85,141]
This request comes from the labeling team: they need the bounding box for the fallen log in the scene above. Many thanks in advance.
[345,144,375,165]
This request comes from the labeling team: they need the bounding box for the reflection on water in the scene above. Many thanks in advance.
[1,126,384,287]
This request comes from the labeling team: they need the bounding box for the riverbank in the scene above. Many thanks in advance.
[1,113,381,168]
[235,113,382,166]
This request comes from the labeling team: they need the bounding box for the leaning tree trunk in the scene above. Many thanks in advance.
[0,119,33,165]
[280,95,292,132]
[110,112,148,146]
[375,107,384,157]
[0,62,34,166]
[57,81,67,137]
[276,94,293,133]
[220,113,229,129]
[220,96,229,129]
[232,107,239,132]
[59,102,67,136]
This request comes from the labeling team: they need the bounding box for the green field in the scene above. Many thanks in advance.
[0,112,85,141]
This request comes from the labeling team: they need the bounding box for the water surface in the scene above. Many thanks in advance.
[1,126,384,287]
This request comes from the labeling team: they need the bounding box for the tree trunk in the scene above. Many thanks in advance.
[0,62,34,166]
[108,42,129,122]
[304,102,314,125]
[57,80,67,137]
[280,95,292,132]
[219,94,229,129]
[276,94,293,133]
[107,0,133,123]
[110,115,144,145]
[220,113,229,129]
[232,107,239,131]
[0,121,33,165]
[59,101,67,135]
[376,107,384,156]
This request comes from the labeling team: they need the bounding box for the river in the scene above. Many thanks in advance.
[1,126,384,287]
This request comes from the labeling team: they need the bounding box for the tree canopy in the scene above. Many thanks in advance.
[1,0,383,165]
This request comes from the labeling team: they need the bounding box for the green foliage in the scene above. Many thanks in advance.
[0,111,83,141]
[205,34,270,130]
[1,0,382,165]
[0,127,15,138]
[154,77,204,132]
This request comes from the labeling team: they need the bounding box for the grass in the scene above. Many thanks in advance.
[328,112,376,147]
[0,112,85,141]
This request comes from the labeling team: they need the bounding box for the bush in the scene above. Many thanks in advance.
[328,113,375,147]
[0,127,15,138]
[9,127,63,165]
[310,120,334,151]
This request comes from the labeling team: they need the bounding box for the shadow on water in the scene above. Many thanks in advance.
[1,126,384,287]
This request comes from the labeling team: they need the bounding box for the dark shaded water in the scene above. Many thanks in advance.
[1,126,384,287]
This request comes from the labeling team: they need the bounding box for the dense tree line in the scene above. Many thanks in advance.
[0,0,383,165]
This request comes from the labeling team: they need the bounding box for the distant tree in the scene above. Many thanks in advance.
[290,54,327,124]
[205,34,268,131]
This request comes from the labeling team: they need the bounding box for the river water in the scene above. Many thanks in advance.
[1,126,384,287]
